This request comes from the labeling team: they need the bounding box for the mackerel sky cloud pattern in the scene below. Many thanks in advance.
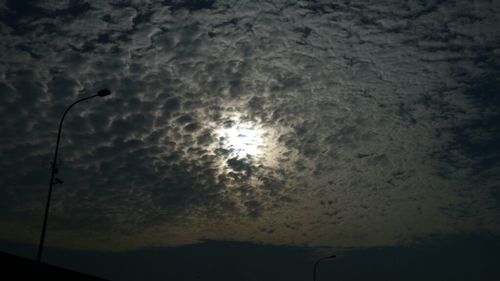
[0,0,499,257]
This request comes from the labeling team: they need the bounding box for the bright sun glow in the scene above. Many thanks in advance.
[217,123,265,159]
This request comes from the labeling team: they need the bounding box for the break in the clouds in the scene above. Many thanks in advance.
[0,0,499,251]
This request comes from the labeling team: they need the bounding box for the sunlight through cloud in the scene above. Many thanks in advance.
[216,123,265,160]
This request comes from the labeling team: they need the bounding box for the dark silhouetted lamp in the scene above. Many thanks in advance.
[314,255,336,281]
[37,89,111,263]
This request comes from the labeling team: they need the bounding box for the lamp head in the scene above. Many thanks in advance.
[97,89,111,97]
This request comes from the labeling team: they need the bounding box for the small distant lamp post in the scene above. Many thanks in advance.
[314,255,336,281]
[37,89,111,263]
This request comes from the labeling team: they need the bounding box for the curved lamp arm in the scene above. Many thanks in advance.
[37,89,111,263]
[314,255,336,281]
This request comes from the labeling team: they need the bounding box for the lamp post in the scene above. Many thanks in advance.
[314,255,336,281]
[37,89,111,263]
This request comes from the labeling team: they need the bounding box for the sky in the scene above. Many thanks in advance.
[0,0,499,280]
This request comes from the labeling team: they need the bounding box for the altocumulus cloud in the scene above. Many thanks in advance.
[0,0,499,252]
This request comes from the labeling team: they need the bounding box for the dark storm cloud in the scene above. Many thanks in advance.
[0,0,499,251]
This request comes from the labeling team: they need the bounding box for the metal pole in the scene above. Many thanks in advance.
[314,255,336,281]
[37,93,104,263]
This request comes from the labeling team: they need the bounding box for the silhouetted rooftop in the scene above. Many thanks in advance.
[0,251,107,280]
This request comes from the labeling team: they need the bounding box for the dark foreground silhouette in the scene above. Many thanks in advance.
[1,234,500,281]
[0,251,108,280]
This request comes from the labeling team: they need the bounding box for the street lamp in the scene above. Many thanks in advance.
[314,255,336,281]
[37,89,111,263]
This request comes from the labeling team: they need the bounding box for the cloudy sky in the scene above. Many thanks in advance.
[1,0,499,280]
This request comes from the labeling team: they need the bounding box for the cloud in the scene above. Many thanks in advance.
[0,0,499,251]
